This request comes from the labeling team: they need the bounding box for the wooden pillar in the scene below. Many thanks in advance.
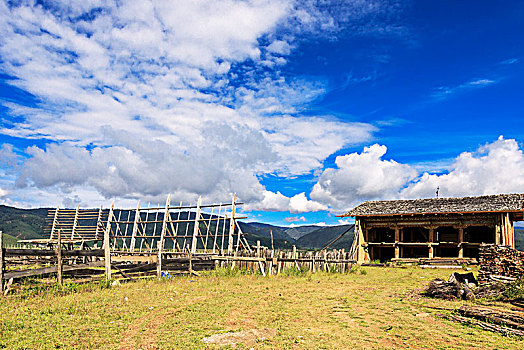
[0,231,4,293]
[355,219,368,263]
[394,227,400,259]
[507,213,515,248]
[428,228,434,258]
[56,229,63,285]
[104,202,114,280]
[495,214,502,245]
[157,195,171,277]
[458,227,464,258]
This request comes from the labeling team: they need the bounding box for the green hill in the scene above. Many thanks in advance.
[0,205,48,240]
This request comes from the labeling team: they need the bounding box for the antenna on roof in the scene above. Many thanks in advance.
[436,186,440,198]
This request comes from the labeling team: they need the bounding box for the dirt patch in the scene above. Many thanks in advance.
[202,328,276,346]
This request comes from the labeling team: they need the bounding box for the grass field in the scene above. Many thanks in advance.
[1,267,522,349]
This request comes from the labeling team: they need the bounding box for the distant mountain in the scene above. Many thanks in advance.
[239,222,294,241]
[295,225,354,249]
[516,229,524,251]
[0,204,358,250]
[284,225,322,240]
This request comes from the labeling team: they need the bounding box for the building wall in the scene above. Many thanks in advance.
[356,212,516,263]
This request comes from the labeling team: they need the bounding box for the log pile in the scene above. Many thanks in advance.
[426,272,477,300]
[478,244,524,284]
[440,305,524,337]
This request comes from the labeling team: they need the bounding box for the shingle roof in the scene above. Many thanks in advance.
[343,194,524,217]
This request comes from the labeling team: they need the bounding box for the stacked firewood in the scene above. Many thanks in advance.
[441,305,524,337]
[478,244,524,284]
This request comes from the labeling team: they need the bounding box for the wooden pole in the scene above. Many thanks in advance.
[157,195,170,277]
[0,231,4,293]
[129,200,141,252]
[50,206,60,240]
[56,229,63,285]
[191,196,202,254]
[228,193,237,254]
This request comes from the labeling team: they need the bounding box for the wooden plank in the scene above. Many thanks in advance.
[4,249,105,257]
[4,260,105,280]
[111,255,158,263]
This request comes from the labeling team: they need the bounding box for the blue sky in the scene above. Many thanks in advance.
[0,1,523,227]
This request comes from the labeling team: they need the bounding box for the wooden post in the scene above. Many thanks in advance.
[0,231,4,293]
[188,250,193,275]
[191,196,202,254]
[157,195,171,277]
[56,229,63,285]
[394,227,400,259]
[227,193,237,254]
[104,202,114,280]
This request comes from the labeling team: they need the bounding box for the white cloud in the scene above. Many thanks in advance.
[0,1,404,210]
[432,78,497,99]
[284,215,306,223]
[312,137,524,213]
[401,136,524,199]
[310,144,417,210]
[244,190,327,213]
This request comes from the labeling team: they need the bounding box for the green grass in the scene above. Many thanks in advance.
[1,268,523,349]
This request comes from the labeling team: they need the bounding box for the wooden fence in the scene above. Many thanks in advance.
[1,231,356,294]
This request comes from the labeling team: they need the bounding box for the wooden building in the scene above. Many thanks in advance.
[342,194,524,263]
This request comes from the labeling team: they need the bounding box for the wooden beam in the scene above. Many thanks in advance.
[4,260,106,280]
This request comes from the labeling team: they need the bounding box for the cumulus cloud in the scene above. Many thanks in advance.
[244,190,327,213]
[312,137,524,212]
[310,144,417,209]
[401,136,524,199]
